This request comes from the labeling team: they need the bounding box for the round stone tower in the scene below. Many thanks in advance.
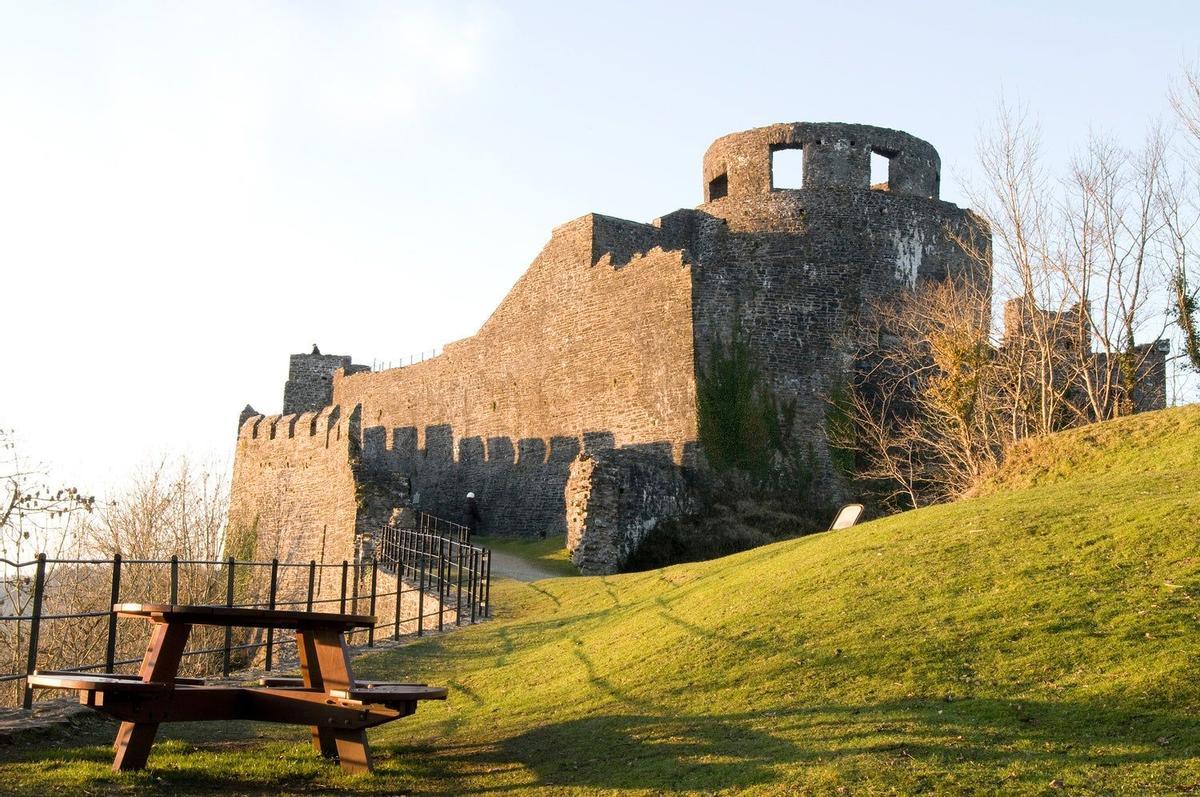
[684,122,991,497]
[703,121,943,200]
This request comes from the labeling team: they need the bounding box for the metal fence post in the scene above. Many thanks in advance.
[368,558,378,647]
[416,553,425,638]
[409,528,416,578]
[339,560,348,614]
[455,541,465,626]
[483,549,492,618]
[437,545,445,633]
[169,555,179,604]
[399,528,407,578]
[400,564,410,643]
[22,553,47,710]
[222,557,234,677]
[470,548,480,623]
[306,560,316,612]
[438,537,447,599]
[418,533,426,591]
[104,553,122,673]
[265,559,278,671]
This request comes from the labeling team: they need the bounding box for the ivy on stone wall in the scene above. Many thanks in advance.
[696,327,811,490]
[823,384,859,480]
[227,515,259,562]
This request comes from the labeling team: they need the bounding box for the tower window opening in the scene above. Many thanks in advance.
[771,147,805,189]
[708,172,728,201]
[871,148,896,191]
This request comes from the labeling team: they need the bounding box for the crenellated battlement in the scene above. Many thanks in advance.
[236,404,345,447]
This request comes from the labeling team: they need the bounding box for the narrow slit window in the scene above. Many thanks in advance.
[771,147,804,189]
[870,150,893,191]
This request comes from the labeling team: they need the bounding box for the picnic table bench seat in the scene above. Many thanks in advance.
[257,676,446,706]
[260,676,438,690]
[28,671,204,692]
[27,672,174,691]
[329,684,448,703]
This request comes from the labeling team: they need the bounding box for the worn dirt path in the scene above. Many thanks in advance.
[485,549,563,582]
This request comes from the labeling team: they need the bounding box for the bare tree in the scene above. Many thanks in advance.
[85,457,230,605]
[0,430,93,568]
[966,101,1180,424]
[1059,128,1175,418]
[0,431,94,702]
[835,280,1004,509]
[962,100,1075,439]
[840,96,1189,509]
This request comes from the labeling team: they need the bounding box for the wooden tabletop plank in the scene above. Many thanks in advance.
[113,603,376,629]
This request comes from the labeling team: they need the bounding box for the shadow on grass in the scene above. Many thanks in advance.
[388,711,793,794]
[378,697,1200,794]
[2,697,1198,794]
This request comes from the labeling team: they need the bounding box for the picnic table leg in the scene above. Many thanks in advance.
[331,729,373,773]
[112,621,192,772]
[295,630,337,758]
[112,721,160,771]
[307,626,375,773]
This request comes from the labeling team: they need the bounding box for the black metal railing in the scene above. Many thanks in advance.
[416,512,473,545]
[0,525,491,709]
[376,524,491,629]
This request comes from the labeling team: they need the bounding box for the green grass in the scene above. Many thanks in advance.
[3,406,1200,794]
[475,533,578,577]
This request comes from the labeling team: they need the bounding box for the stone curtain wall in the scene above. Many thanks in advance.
[329,213,699,536]
[1001,297,1170,417]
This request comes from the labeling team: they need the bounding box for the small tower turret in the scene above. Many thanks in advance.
[282,348,368,414]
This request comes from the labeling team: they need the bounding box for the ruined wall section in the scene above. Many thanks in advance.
[330,213,698,536]
[565,447,696,575]
[228,405,362,599]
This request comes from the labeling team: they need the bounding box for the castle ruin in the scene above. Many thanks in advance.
[228,121,1163,577]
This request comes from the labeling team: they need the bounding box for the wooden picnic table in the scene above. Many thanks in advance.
[28,602,446,773]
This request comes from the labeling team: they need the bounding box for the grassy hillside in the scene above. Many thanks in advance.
[2,406,1199,795]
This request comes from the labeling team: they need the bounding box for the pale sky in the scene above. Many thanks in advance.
[2,0,1198,494]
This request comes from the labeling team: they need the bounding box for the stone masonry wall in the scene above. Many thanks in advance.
[328,213,698,536]
[228,405,362,601]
